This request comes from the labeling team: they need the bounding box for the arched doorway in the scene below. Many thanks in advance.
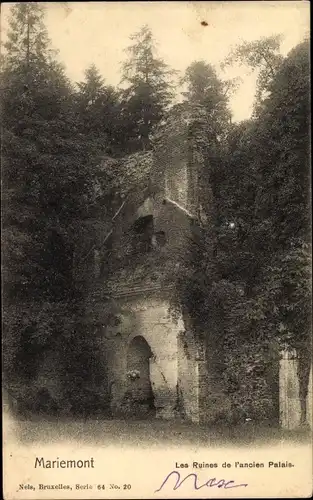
[124,336,156,418]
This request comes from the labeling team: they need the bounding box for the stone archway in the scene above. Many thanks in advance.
[124,336,156,418]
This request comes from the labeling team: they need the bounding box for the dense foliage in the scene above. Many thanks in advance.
[120,25,176,153]
[2,4,310,425]
[171,38,311,425]
[2,3,110,415]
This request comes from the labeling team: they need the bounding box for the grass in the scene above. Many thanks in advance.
[4,412,312,448]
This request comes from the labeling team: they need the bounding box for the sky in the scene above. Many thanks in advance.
[1,1,310,122]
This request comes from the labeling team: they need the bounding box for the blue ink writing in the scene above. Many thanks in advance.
[155,470,248,492]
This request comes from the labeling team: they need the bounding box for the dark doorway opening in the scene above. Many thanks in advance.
[124,336,156,418]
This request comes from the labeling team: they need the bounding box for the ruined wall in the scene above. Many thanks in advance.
[165,159,188,209]
[153,197,194,258]
[104,295,201,422]
[90,104,227,424]
[152,104,202,216]
[78,103,298,428]
[177,329,200,422]
[280,350,312,429]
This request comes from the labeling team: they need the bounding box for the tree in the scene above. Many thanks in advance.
[169,39,310,425]
[182,61,232,132]
[180,61,233,227]
[2,3,74,299]
[215,40,310,424]
[2,3,109,415]
[75,64,120,154]
[223,40,310,424]
[223,34,284,114]
[3,2,53,69]
[120,24,176,152]
[248,39,311,424]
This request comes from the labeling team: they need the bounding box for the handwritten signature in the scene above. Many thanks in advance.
[155,470,248,492]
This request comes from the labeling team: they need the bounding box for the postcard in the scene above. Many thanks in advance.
[2,1,312,498]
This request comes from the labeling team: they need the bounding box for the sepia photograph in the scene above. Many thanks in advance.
[1,1,311,498]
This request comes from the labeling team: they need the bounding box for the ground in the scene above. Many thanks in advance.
[4,412,311,449]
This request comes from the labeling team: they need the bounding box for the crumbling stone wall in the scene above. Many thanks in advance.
[79,103,228,423]
[152,103,203,216]
[177,329,200,422]
[104,295,203,422]
[280,350,312,429]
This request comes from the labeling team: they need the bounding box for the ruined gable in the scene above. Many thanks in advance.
[76,104,210,300]
[152,103,208,216]
[76,104,216,424]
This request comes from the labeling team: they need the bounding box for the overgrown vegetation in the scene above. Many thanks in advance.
[170,37,311,425]
[2,4,310,424]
